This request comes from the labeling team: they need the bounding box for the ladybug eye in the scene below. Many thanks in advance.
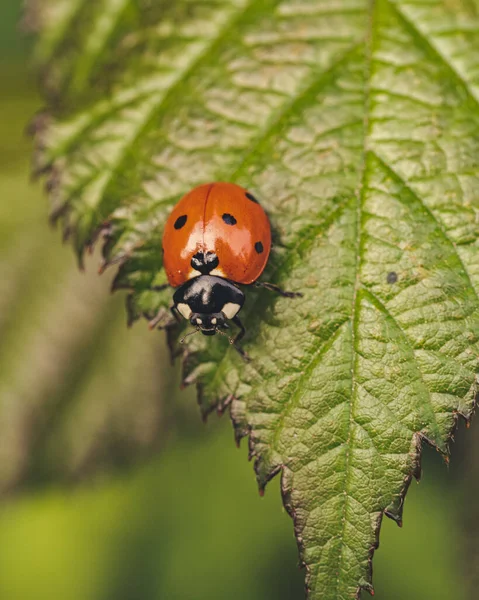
[222,213,237,226]
[174,215,187,229]
[255,241,264,254]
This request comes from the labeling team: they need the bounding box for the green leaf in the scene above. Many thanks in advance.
[30,0,479,597]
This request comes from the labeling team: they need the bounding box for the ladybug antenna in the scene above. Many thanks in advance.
[180,327,200,344]
[216,328,234,345]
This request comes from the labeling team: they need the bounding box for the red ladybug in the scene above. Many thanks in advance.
[161,182,301,358]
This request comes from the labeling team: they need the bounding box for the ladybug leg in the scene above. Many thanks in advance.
[232,316,250,362]
[151,283,169,292]
[255,281,302,298]
[232,316,246,343]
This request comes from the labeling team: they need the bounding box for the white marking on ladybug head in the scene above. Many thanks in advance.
[196,318,202,325]
[211,317,217,325]
[187,268,200,280]
[222,302,240,320]
[177,303,192,320]
[209,266,226,278]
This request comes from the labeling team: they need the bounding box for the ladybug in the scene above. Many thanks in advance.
[160,182,301,358]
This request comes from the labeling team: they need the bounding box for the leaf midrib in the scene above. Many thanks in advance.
[332,0,375,594]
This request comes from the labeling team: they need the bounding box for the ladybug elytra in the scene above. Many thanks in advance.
[161,182,301,359]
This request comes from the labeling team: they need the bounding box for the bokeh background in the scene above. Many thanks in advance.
[0,1,476,598]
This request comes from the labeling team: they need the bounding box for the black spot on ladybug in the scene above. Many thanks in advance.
[191,251,219,275]
[387,271,398,284]
[255,241,264,254]
[222,213,237,226]
[245,192,259,204]
[174,215,187,229]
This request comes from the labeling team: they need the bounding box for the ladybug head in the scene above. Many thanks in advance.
[189,312,228,336]
[174,276,245,345]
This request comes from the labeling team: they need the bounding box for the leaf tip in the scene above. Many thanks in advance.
[254,463,281,497]
[384,509,403,528]
[356,580,375,599]
[216,394,234,417]
[125,293,139,328]
[75,250,85,272]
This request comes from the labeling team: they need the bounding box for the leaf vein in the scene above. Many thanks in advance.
[389,0,479,107]
[371,149,479,303]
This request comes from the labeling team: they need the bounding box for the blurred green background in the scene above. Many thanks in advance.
[0,1,476,598]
